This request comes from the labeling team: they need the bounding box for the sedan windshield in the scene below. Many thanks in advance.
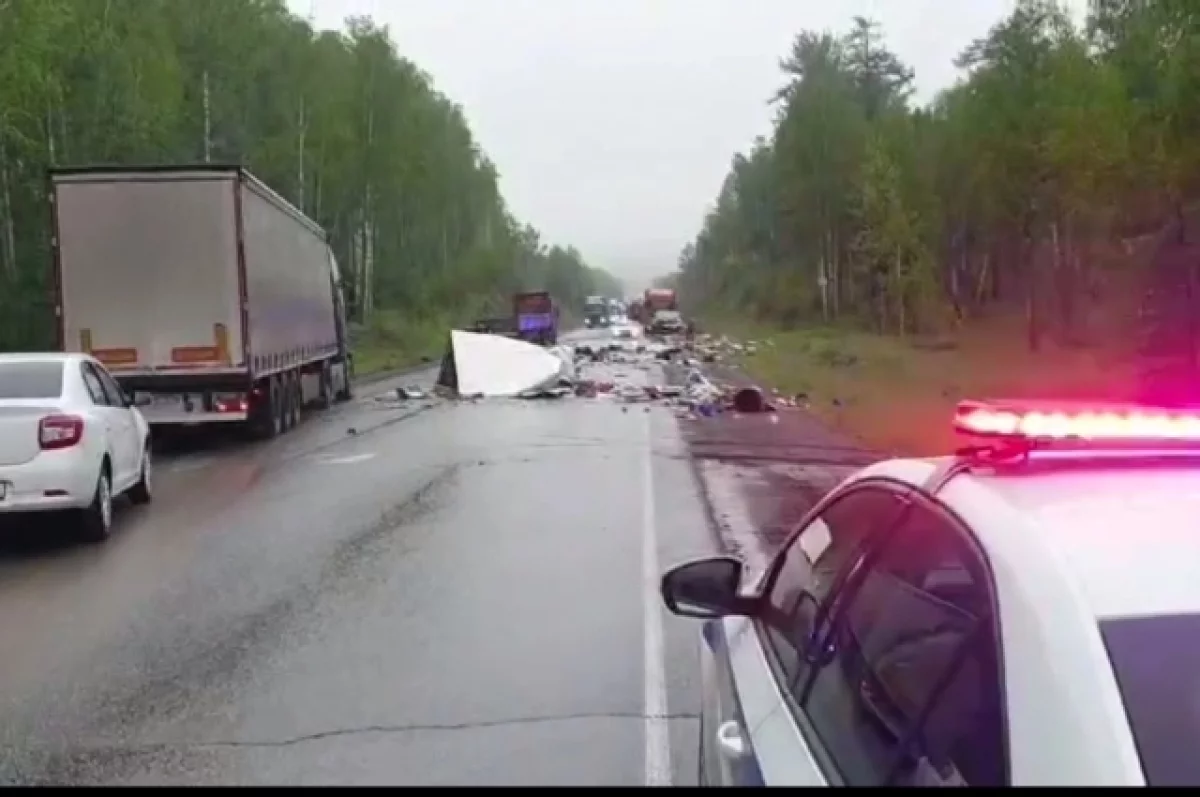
[1100,613,1200,786]
[0,361,65,399]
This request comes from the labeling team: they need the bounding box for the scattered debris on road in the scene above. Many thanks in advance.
[688,332,768,363]
[393,386,426,401]
[418,326,795,419]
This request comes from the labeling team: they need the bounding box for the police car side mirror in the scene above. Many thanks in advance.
[661,556,754,619]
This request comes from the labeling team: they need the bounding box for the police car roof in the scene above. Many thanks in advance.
[863,456,1200,623]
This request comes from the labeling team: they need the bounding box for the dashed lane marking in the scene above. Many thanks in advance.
[316,452,377,466]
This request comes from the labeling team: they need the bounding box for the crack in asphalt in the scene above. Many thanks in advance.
[53,465,462,741]
[691,451,875,467]
[2,710,702,783]
[100,711,700,752]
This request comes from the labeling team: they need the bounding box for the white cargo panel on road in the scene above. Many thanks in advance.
[53,170,244,373]
[240,177,339,373]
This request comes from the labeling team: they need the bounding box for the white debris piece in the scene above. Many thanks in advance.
[685,368,723,404]
[546,344,577,384]
[443,329,572,397]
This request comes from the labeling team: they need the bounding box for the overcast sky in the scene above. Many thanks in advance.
[293,0,1086,292]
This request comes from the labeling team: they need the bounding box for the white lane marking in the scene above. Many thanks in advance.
[642,411,672,786]
[318,452,377,466]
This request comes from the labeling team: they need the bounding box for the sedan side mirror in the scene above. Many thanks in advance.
[661,556,754,619]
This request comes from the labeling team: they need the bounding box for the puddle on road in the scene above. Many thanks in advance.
[697,459,860,570]
[697,460,773,577]
[761,462,857,497]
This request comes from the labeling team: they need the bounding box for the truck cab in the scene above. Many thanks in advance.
[583,296,609,329]
[513,291,558,346]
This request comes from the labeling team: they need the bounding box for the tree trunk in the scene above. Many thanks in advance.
[202,69,212,162]
[1024,215,1040,353]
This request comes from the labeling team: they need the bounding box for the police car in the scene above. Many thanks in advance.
[662,399,1200,786]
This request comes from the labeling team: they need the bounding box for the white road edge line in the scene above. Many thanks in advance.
[642,411,672,786]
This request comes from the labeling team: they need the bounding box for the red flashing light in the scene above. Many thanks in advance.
[954,399,1200,443]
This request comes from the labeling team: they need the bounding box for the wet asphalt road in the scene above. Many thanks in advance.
[678,394,875,574]
[0,329,714,785]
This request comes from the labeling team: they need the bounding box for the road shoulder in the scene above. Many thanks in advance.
[670,357,877,569]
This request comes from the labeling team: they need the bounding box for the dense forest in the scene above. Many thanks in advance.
[678,0,1200,355]
[0,0,622,353]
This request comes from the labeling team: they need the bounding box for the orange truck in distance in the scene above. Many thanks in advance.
[639,287,677,325]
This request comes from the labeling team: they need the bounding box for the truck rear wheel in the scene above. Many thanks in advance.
[316,364,333,410]
[334,362,353,403]
[280,375,295,433]
[263,377,284,438]
[289,373,302,428]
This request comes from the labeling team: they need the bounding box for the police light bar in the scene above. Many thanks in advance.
[953,399,1200,443]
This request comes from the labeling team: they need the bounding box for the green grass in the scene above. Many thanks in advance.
[350,311,449,378]
[707,316,1139,456]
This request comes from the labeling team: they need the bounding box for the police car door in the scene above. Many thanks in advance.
[706,482,908,786]
[764,494,1009,786]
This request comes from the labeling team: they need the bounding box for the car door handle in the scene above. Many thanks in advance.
[715,720,749,761]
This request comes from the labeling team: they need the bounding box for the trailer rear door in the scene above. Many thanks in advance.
[53,169,245,374]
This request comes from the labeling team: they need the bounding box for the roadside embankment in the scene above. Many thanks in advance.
[698,316,1139,457]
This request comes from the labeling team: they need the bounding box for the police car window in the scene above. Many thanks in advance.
[1100,613,1200,786]
[759,486,902,692]
[798,503,1006,786]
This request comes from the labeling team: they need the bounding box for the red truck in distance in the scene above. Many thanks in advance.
[638,288,677,326]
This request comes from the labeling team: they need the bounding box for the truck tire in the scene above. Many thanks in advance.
[316,364,333,410]
[280,375,295,433]
[267,377,284,438]
[335,363,353,403]
[245,385,272,441]
[289,373,302,428]
[279,379,291,433]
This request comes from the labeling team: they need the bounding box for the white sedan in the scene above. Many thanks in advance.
[0,353,152,542]
[610,320,642,340]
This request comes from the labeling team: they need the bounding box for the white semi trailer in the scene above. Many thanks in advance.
[49,165,354,439]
